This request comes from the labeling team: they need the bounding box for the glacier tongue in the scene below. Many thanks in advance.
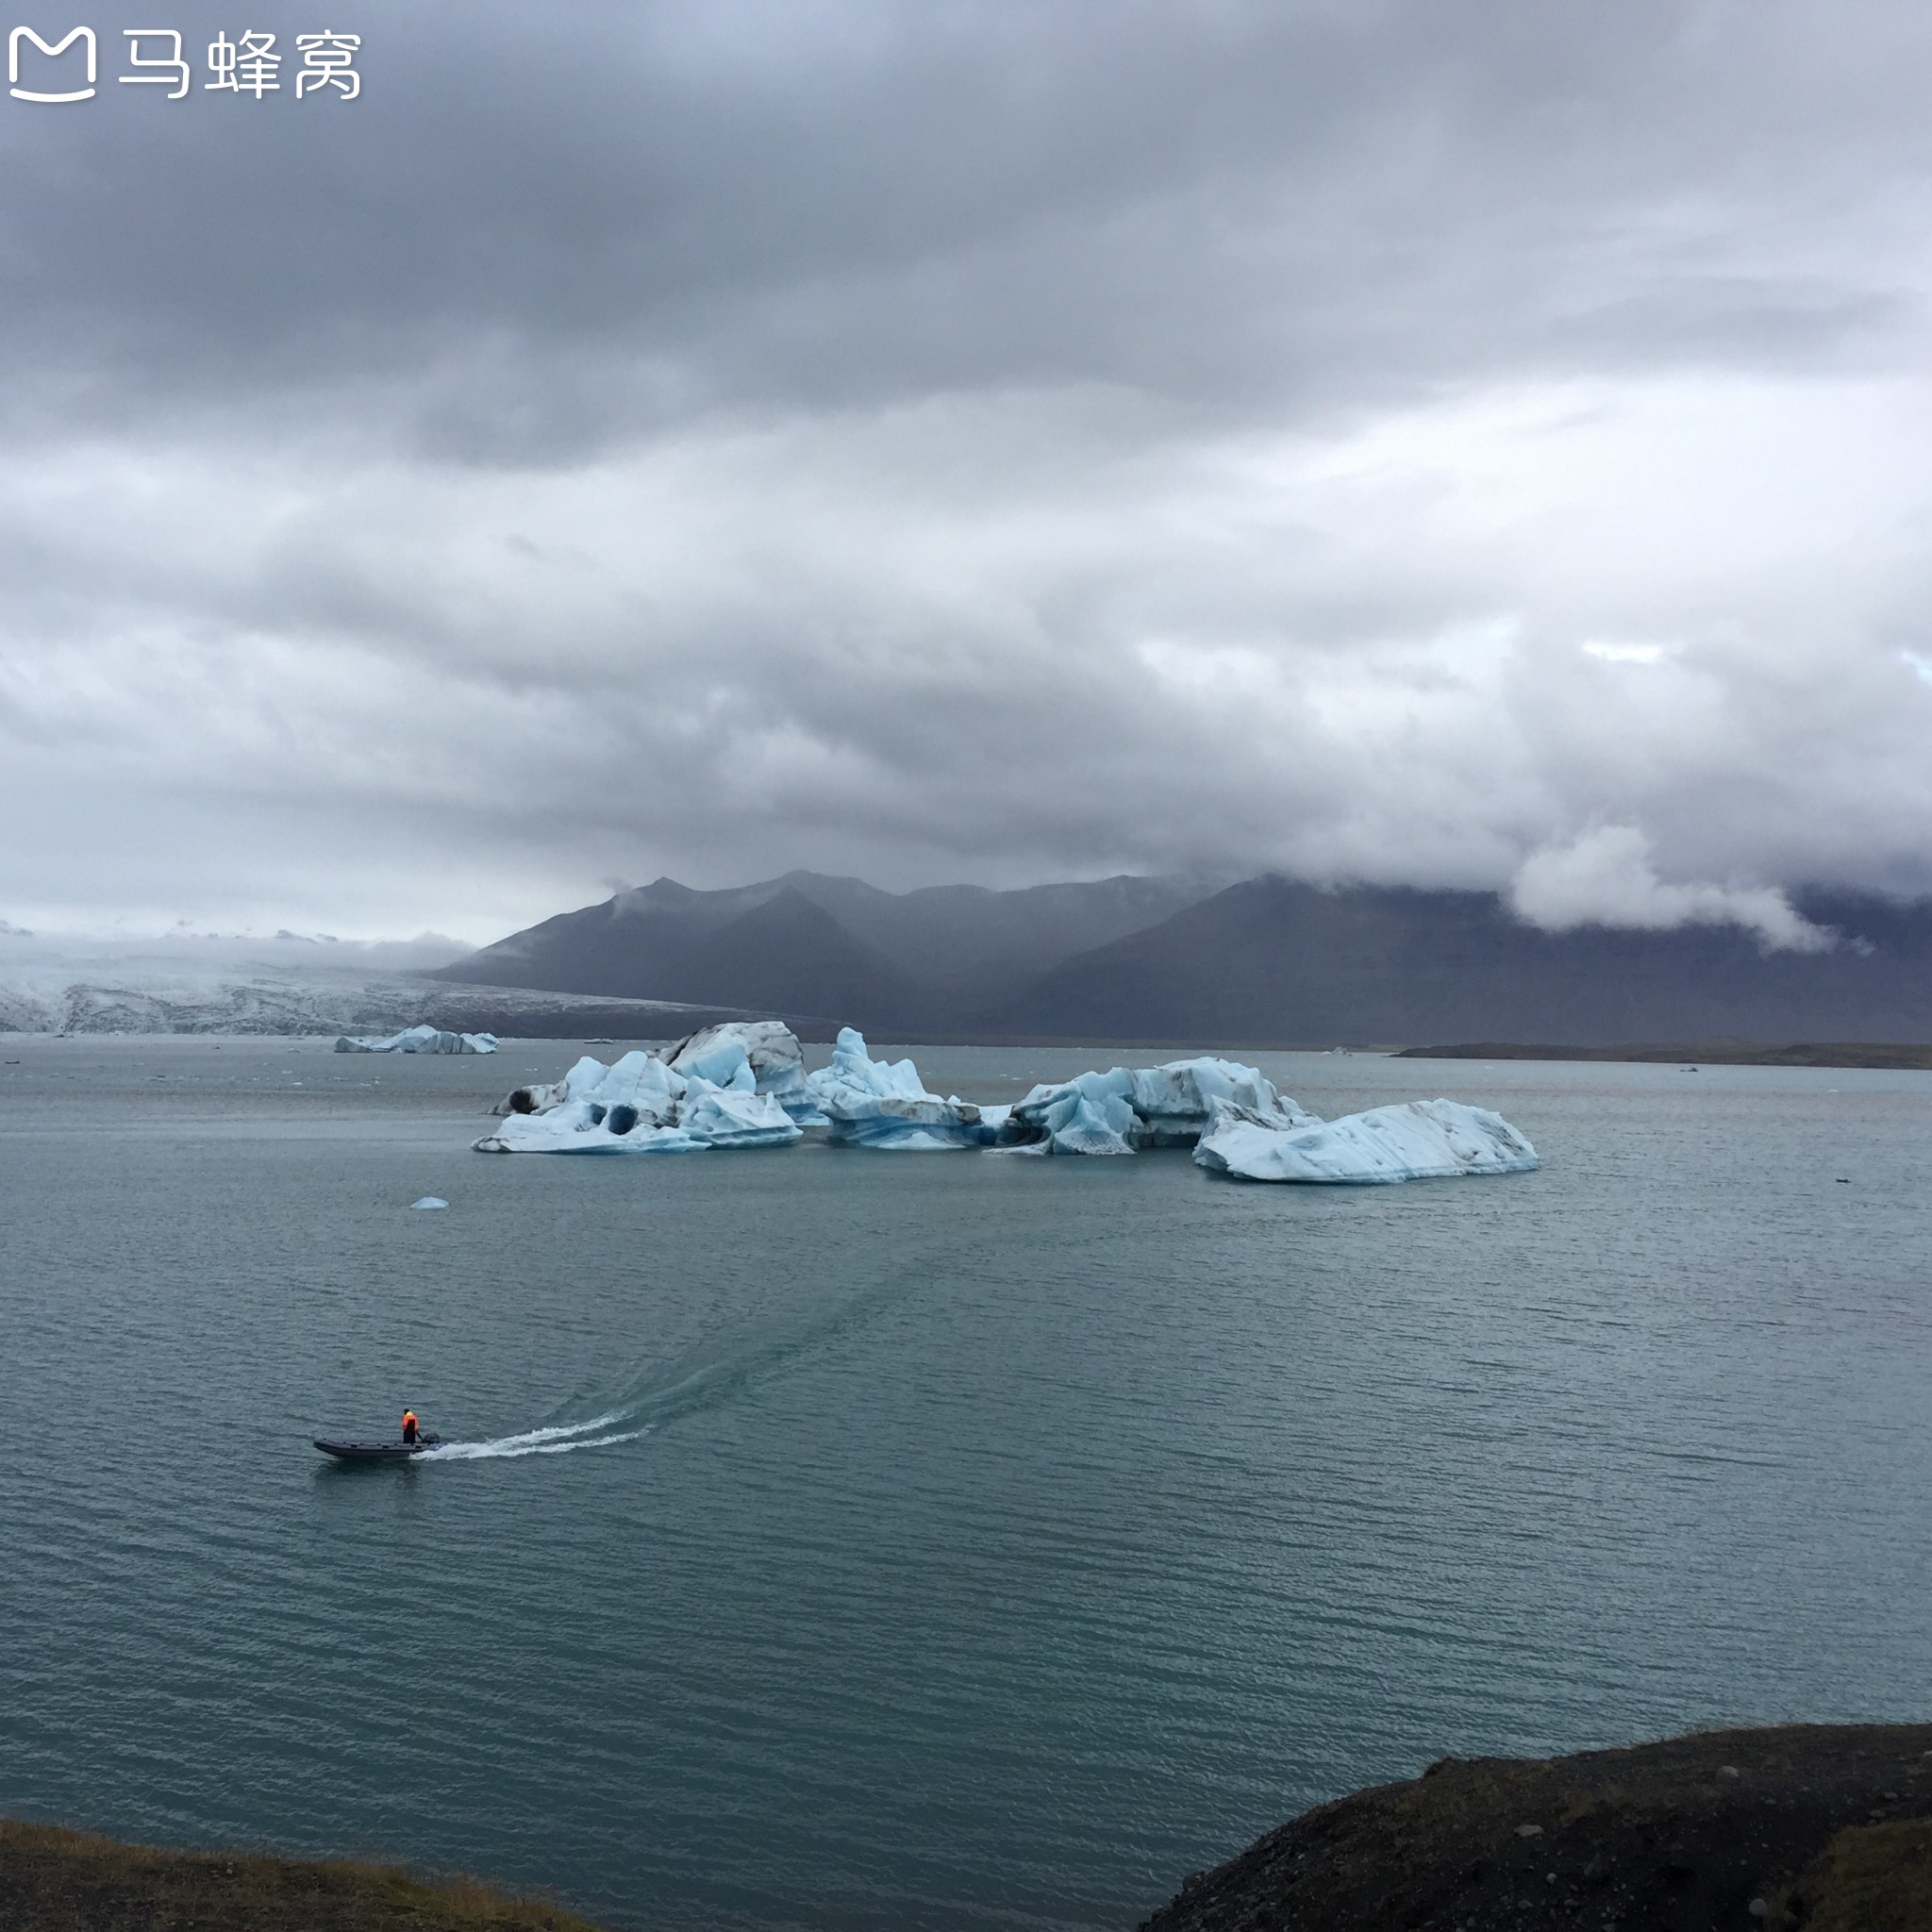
[1193,1097,1539,1184]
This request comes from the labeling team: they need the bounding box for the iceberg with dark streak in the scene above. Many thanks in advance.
[667,1019,824,1123]
[1009,1058,1316,1156]
[475,1024,803,1154]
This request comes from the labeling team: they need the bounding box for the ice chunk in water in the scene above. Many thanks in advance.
[803,1028,1000,1148]
[338,1024,497,1054]
[1009,1057,1314,1154]
[1193,1097,1538,1184]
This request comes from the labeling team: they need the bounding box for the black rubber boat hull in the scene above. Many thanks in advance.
[313,1436,442,1460]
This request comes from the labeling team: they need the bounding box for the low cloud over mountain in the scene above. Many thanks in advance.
[438,869,1932,1044]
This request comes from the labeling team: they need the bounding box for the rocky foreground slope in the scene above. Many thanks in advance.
[9,1726,1931,1930]
[1142,1724,1932,1932]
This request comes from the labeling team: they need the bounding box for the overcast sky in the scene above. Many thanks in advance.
[3,0,1930,942]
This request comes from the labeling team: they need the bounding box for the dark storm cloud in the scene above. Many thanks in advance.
[1,0,1930,935]
[8,0,1922,434]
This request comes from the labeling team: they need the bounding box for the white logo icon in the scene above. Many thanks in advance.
[9,23,94,100]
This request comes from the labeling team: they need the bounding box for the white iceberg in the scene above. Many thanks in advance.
[476,1105,713,1154]
[1193,1097,1539,1184]
[410,1196,449,1210]
[337,1024,497,1055]
[1008,1057,1315,1155]
[667,1020,824,1123]
[1009,1070,1141,1156]
[803,1027,1007,1148]
[475,1028,802,1155]
[676,1081,809,1148]
[470,1020,1539,1184]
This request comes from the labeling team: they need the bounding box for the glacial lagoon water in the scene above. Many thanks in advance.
[3,1037,1930,1931]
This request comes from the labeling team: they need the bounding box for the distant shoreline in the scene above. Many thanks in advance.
[1396,1041,1932,1070]
[9,1030,1932,1070]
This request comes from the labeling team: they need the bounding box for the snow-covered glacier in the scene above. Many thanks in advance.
[1193,1097,1539,1183]
[0,930,792,1039]
[475,1022,805,1154]
[336,1024,498,1054]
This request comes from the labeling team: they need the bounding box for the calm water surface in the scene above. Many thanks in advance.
[3,1037,1929,1930]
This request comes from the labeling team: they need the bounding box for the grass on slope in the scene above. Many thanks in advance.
[0,1820,609,1932]
[1778,1816,1932,1931]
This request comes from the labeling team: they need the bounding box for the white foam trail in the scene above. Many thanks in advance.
[413,1307,847,1466]
[426,1425,650,1462]
[420,1410,641,1462]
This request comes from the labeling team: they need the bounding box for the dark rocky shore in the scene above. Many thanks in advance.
[1142,1724,1932,1932]
[10,1725,1932,1930]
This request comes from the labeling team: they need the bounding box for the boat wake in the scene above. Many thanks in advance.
[416,1336,834,1464]
[412,1253,931,1467]
[420,1413,648,1461]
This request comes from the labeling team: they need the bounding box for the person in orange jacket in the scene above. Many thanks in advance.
[401,1408,421,1444]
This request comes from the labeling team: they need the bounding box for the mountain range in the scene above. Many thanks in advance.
[432,871,1932,1045]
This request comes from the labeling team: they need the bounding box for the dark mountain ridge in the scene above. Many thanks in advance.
[436,870,1932,1046]
[436,869,1218,1031]
[437,879,923,1029]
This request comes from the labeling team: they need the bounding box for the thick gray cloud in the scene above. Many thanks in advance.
[2,0,1930,938]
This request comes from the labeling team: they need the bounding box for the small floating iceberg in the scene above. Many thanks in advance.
[1193,1097,1539,1184]
[410,1196,449,1210]
[475,1023,802,1154]
[804,1028,1007,1148]
[337,1024,497,1055]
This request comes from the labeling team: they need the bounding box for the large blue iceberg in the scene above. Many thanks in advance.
[475,1021,1538,1184]
[474,1021,807,1154]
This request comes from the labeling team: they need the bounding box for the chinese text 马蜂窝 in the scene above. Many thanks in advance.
[9,27,359,101]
